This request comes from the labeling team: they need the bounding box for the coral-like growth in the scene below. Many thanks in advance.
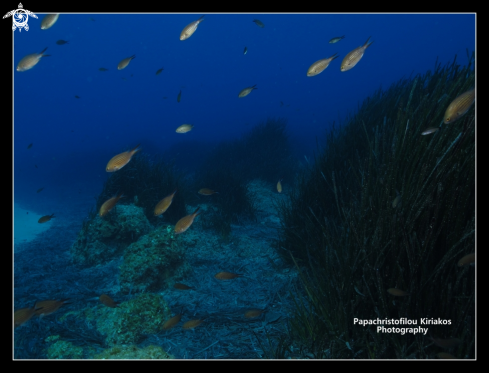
[93,344,174,359]
[45,336,84,359]
[275,53,475,359]
[96,152,189,226]
[94,293,171,346]
[119,225,191,294]
[71,204,152,266]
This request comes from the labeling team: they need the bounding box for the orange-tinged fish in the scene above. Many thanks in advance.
[340,36,374,72]
[307,53,339,77]
[239,85,257,98]
[174,283,195,290]
[34,299,69,317]
[41,14,60,30]
[387,288,409,296]
[276,179,283,193]
[99,294,118,308]
[38,214,55,223]
[198,188,218,195]
[253,19,265,28]
[15,304,42,328]
[244,309,265,318]
[117,54,136,70]
[180,15,205,40]
[457,253,475,267]
[214,271,242,280]
[162,314,182,330]
[182,319,204,329]
[174,207,201,234]
[176,124,193,133]
[99,192,124,217]
[106,144,140,172]
[443,89,475,124]
[154,190,177,216]
[16,47,50,72]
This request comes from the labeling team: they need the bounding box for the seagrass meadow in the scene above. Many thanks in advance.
[272,53,475,359]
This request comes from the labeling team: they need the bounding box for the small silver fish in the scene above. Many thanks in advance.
[307,53,339,77]
[444,89,475,124]
[41,14,60,30]
[421,127,440,135]
[180,16,205,41]
[329,36,345,44]
[118,55,136,70]
[176,124,193,133]
[17,47,50,72]
[340,36,373,72]
[238,85,257,98]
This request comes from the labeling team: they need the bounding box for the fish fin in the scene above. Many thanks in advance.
[130,55,136,60]
[193,206,201,216]
[198,15,205,21]
[363,36,373,49]
[50,214,55,218]
[39,47,48,55]
[330,53,339,60]
[252,84,257,89]
[130,143,141,154]
[116,192,124,199]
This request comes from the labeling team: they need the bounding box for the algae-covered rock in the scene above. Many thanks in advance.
[94,293,171,346]
[119,225,191,294]
[45,335,84,359]
[71,204,152,266]
[93,344,174,359]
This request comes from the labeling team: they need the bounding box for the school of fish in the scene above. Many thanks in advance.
[14,15,475,349]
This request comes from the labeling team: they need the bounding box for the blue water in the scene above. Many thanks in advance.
[12,13,475,359]
[14,13,475,198]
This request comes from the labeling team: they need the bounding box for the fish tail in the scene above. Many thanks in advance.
[39,47,48,55]
[341,35,345,39]
[131,143,141,154]
[252,84,258,89]
[193,206,201,216]
[116,192,124,199]
[330,53,339,60]
[50,213,55,218]
[130,55,136,60]
[198,15,205,22]
[363,36,373,49]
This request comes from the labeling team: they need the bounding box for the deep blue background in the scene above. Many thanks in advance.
[13,13,475,203]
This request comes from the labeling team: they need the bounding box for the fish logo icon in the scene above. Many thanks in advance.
[3,3,37,32]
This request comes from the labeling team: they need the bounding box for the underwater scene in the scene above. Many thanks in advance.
[13,13,475,359]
